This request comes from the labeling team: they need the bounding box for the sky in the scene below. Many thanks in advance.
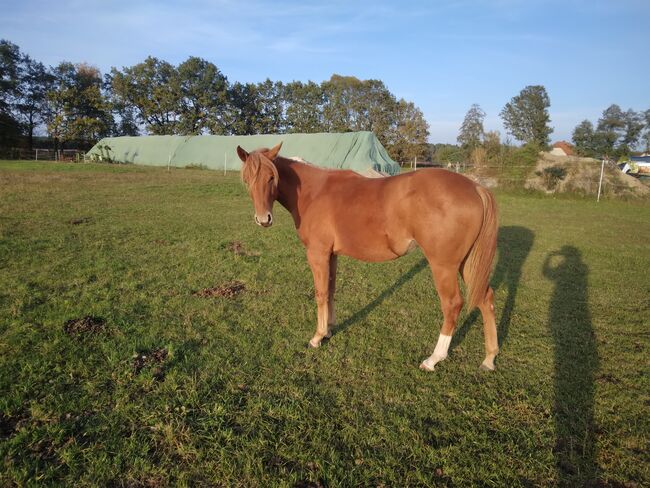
[1,0,649,144]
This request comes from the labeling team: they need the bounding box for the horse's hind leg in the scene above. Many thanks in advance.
[327,254,337,338]
[420,264,463,371]
[477,286,498,371]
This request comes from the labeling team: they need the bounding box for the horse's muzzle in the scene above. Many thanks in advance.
[255,213,273,227]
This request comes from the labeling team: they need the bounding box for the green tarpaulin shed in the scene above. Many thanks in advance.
[86,132,400,175]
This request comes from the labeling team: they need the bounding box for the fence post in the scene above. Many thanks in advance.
[597,158,605,202]
[224,152,227,176]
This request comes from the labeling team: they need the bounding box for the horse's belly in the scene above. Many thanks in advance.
[333,232,414,262]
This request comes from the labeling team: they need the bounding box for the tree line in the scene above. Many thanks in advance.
[0,40,429,162]
[454,84,649,167]
[572,106,650,158]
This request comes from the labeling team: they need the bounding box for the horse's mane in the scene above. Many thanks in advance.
[240,149,280,190]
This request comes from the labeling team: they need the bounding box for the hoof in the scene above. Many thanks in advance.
[308,339,321,348]
[479,362,495,372]
[419,361,435,372]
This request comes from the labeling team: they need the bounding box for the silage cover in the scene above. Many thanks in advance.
[86,132,400,175]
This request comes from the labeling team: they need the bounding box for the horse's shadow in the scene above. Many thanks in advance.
[451,225,535,351]
[332,226,534,352]
[334,258,429,336]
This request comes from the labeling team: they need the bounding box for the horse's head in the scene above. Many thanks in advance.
[237,142,282,228]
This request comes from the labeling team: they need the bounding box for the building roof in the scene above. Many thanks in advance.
[552,141,574,156]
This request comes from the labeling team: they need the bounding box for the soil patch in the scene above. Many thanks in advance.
[227,241,259,257]
[0,412,26,440]
[69,217,92,225]
[229,240,246,255]
[63,316,106,335]
[133,347,168,380]
[194,281,246,298]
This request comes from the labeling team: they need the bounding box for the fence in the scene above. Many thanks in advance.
[0,147,86,161]
[429,160,648,200]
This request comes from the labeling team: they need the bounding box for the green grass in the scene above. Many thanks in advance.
[1,160,648,487]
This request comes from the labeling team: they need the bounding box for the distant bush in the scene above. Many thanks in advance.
[185,163,208,170]
[494,142,542,187]
[89,144,114,163]
[537,165,567,191]
[504,142,541,167]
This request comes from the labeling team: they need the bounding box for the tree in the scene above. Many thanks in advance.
[594,104,626,157]
[642,109,650,152]
[284,80,324,133]
[253,79,285,134]
[457,103,485,151]
[176,56,229,135]
[594,103,638,157]
[44,62,113,149]
[321,74,361,133]
[387,99,429,163]
[620,109,644,154]
[225,82,259,135]
[353,78,397,147]
[432,144,465,165]
[572,119,597,157]
[110,57,180,135]
[15,56,54,149]
[483,130,503,164]
[500,85,553,146]
[0,40,23,146]
[321,74,399,151]
[0,40,21,112]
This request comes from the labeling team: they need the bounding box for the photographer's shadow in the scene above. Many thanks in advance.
[543,246,599,484]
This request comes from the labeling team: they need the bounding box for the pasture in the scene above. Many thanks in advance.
[0,161,648,486]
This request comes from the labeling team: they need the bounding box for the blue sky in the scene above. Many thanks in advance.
[2,0,648,143]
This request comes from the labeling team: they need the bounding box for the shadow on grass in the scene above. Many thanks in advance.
[451,226,535,351]
[332,258,428,337]
[543,246,599,484]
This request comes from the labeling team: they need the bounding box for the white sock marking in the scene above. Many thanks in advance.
[421,334,452,370]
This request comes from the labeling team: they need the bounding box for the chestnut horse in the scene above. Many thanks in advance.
[237,143,499,371]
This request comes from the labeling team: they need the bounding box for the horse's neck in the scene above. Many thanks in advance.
[274,157,321,223]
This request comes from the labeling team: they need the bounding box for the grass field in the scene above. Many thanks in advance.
[0,160,648,487]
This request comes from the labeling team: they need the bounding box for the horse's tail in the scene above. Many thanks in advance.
[464,185,498,310]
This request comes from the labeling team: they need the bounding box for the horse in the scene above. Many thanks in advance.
[236,143,499,371]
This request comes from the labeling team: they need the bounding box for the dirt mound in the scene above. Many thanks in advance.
[69,217,92,225]
[63,316,106,335]
[227,241,259,257]
[194,281,246,298]
[133,347,168,381]
[525,153,649,198]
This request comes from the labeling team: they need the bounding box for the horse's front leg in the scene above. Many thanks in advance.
[307,249,331,348]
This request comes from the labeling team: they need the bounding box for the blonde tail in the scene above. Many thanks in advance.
[464,186,498,309]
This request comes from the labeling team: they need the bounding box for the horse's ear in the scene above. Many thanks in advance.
[266,142,283,161]
[236,145,249,162]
